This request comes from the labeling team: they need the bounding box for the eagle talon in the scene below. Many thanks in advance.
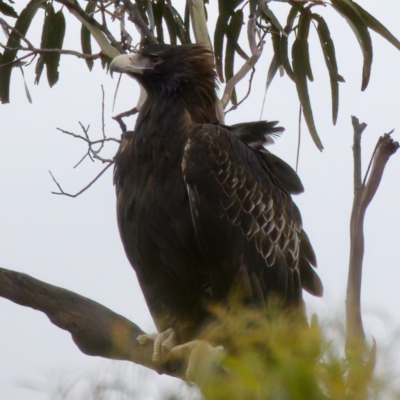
[137,328,177,363]
[169,340,225,381]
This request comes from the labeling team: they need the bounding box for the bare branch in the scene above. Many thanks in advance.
[0,44,101,61]
[113,107,140,132]
[221,46,263,109]
[346,119,399,360]
[361,132,399,209]
[225,67,256,113]
[351,116,367,192]
[0,267,187,380]
[122,0,158,45]
[49,163,114,197]
[221,15,263,109]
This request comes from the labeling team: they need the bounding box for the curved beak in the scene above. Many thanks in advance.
[109,53,148,77]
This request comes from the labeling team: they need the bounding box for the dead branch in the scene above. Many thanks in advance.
[121,0,158,45]
[0,44,102,62]
[49,163,114,197]
[346,117,399,355]
[0,267,187,380]
[221,15,263,109]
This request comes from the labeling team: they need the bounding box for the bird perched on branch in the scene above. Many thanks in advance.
[110,44,322,362]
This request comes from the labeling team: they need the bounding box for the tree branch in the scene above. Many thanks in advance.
[221,15,263,109]
[122,0,158,45]
[0,267,187,380]
[346,118,399,356]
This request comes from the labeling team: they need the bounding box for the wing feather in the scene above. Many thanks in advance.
[182,124,321,306]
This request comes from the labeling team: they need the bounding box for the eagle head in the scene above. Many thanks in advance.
[110,44,217,93]
[110,44,220,122]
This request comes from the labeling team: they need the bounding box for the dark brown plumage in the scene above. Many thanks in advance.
[110,44,322,344]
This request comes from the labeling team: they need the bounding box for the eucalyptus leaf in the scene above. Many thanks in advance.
[292,38,324,151]
[214,12,231,82]
[163,5,177,45]
[312,13,344,125]
[353,2,400,51]
[225,10,243,105]
[262,4,285,36]
[331,0,372,91]
[0,0,17,18]
[0,0,46,103]
[280,6,300,82]
[298,9,313,82]
[81,0,97,71]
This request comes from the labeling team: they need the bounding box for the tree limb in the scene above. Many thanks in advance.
[346,118,399,356]
[0,267,187,380]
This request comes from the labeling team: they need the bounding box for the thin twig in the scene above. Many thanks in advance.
[221,14,263,109]
[225,67,256,113]
[0,44,101,61]
[112,107,140,132]
[49,163,114,198]
[351,116,367,192]
[296,105,302,173]
[122,0,158,45]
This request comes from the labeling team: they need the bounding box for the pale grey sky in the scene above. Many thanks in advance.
[1,1,400,399]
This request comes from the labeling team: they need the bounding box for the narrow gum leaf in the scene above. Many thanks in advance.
[353,2,400,51]
[168,5,190,44]
[0,0,46,103]
[44,8,66,87]
[298,9,313,82]
[280,6,300,82]
[266,54,279,93]
[163,5,177,45]
[214,12,230,82]
[331,0,372,91]
[0,0,18,18]
[312,13,343,125]
[225,10,243,106]
[81,0,97,71]
[262,4,285,36]
[292,38,324,151]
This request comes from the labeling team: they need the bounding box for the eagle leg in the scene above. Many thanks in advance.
[137,328,177,362]
[169,340,224,381]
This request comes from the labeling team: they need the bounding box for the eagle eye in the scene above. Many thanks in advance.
[150,55,162,65]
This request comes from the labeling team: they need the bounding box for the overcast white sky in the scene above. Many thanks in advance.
[1,1,400,399]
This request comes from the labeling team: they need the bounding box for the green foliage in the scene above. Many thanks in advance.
[196,308,385,400]
[35,3,66,87]
[1,0,400,139]
[0,0,45,103]
[0,0,18,18]
[81,0,97,71]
